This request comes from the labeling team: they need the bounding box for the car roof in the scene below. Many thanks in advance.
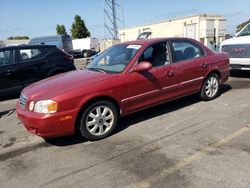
[0,44,56,50]
[117,37,200,46]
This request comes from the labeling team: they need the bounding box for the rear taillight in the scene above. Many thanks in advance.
[64,54,74,63]
[60,45,64,50]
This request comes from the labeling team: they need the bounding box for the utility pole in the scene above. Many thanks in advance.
[104,0,124,39]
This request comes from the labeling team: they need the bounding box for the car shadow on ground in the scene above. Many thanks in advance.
[0,109,15,119]
[45,135,88,146]
[46,84,232,147]
[230,70,250,78]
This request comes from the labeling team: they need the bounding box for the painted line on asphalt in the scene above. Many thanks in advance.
[136,124,250,188]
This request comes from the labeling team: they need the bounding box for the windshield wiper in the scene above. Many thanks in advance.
[87,67,106,73]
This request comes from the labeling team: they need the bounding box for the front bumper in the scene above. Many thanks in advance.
[16,103,78,138]
[230,58,250,70]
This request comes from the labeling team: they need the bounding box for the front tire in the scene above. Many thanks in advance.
[79,101,118,141]
[200,74,220,101]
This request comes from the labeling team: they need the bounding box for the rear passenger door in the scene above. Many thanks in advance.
[169,39,208,95]
[125,41,179,112]
[0,49,23,94]
[16,47,50,87]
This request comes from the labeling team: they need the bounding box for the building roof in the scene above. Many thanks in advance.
[120,13,223,31]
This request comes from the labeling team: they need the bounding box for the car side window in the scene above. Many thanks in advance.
[171,40,205,63]
[19,48,49,62]
[139,42,170,67]
[0,50,14,66]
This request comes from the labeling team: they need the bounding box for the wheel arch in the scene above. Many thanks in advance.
[74,96,121,133]
[199,69,222,93]
[206,69,221,78]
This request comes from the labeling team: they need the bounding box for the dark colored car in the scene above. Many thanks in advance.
[16,38,230,141]
[0,45,76,96]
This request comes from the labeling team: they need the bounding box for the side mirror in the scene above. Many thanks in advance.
[134,61,152,72]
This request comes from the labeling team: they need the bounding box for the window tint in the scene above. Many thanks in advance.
[0,50,14,66]
[238,24,250,37]
[171,40,204,63]
[87,44,140,73]
[19,48,49,62]
[139,42,170,67]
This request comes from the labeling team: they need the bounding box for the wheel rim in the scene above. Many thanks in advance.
[205,76,219,98]
[85,106,114,136]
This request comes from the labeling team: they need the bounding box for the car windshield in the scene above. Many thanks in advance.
[86,44,141,74]
[237,24,250,37]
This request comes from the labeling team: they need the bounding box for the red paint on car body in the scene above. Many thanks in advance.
[16,38,230,138]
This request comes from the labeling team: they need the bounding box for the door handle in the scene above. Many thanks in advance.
[5,69,15,76]
[165,70,175,77]
[201,62,208,68]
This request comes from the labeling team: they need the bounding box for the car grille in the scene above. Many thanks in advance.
[20,93,28,110]
[222,44,250,58]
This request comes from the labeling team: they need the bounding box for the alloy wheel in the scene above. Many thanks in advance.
[85,106,114,136]
[205,76,219,98]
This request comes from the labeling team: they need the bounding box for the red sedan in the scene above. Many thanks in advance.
[16,38,230,141]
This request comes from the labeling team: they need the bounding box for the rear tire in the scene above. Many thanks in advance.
[200,74,220,101]
[79,100,118,141]
[82,50,88,58]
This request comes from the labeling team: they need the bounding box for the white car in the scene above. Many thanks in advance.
[220,23,250,70]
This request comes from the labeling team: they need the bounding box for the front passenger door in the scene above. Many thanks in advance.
[125,41,179,113]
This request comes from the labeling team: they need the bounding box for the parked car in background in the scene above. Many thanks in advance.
[72,38,99,57]
[0,45,76,96]
[29,34,74,55]
[220,23,250,70]
[137,31,152,40]
[16,38,230,141]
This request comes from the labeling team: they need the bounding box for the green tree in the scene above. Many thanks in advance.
[56,24,67,35]
[8,36,29,40]
[236,19,250,32]
[70,15,90,39]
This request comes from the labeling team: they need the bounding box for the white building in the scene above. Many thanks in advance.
[119,14,227,47]
[0,40,29,47]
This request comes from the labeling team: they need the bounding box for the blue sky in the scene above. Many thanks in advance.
[0,0,249,39]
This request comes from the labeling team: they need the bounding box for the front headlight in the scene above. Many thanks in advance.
[29,101,35,111]
[34,100,58,114]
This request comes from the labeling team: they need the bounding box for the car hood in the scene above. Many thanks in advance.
[23,70,118,99]
[220,36,250,46]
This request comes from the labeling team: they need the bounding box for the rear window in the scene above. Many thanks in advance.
[0,50,14,66]
[171,40,205,62]
[62,37,73,51]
